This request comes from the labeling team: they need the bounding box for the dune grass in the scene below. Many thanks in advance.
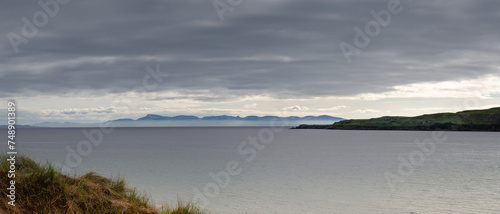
[0,155,209,214]
[159,201,207,214]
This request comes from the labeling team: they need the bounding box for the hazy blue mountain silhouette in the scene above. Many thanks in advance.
[130,114,344,122]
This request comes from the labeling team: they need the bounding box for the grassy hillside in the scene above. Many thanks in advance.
[295,107,500,131]
[0,156,208,214]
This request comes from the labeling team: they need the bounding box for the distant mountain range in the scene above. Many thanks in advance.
[119,114,344,122]
[23,114,344,128]
[107,114,344,127]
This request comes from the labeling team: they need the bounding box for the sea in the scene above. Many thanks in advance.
[4,127,500,214]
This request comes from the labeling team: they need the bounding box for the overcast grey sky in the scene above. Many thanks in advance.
[1,0,500,124]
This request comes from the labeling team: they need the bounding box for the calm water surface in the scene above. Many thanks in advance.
[5,127,500,213]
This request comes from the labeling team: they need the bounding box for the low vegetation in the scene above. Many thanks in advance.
[295,107,500,131]
[0,155,209,214]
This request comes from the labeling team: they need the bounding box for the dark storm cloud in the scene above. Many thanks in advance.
[1,0,499,99]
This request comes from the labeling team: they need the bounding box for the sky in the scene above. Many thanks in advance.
[1,0,500,124]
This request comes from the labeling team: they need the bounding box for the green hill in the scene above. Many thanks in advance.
[295,107,500,131]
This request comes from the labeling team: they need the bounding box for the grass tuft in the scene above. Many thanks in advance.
[0,155,209,214]
[160,201,209,214]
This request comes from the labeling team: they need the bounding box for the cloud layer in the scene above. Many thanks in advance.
[1,0,499,122]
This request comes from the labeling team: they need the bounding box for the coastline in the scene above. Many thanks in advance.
[294,107,500,132]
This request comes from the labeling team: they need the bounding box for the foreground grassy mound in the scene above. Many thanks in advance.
[295,107,500,131]
[0,156,208,214]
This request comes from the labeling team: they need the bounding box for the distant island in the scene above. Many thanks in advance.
[294,107,500,131]
[106,114,344,127]
[27,115,344,128]
[126,114,343,122]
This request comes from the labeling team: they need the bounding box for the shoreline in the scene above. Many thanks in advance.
[294,107,500,132]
